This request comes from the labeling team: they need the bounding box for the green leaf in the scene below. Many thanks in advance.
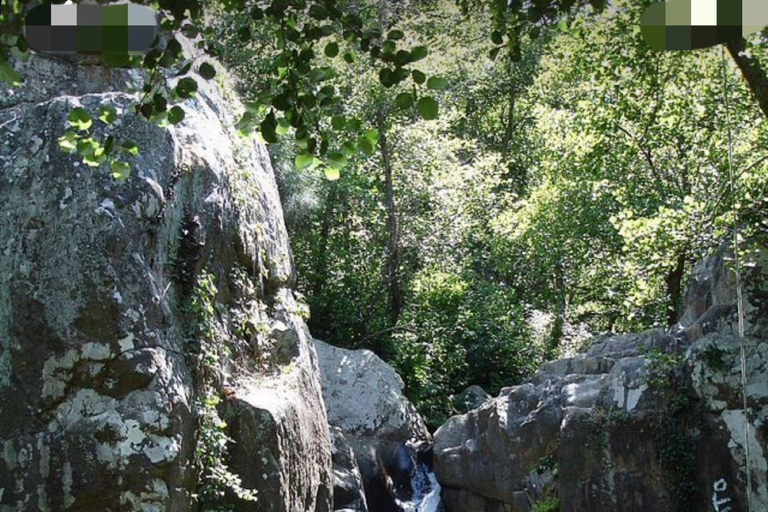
[417,96,439,120]
[276,118,291,135]
[97,105,117,125]
[325,42,339,58]
[379,68,395,88]
[395,92,414,109]
[235,112,258,137]
[345,118,363,132]
[308,4,327,19]
[394,50,412,67]
[120,141,139,156]
[0,57,22,86]
[331,116,346,130]
[410,46,428,61]
[327,151,347,170]
[295,152,314,170]
[58,130,78,153]
[363,129,379,144]
[358,136,374,156]
[324,167,340,181]
[76,137,99,157]
[168,106,186,125]
[199,62,216,80]
[175,77,198,99]
[76,137,105,166]
[427,77,449,90]
[67,107,93,131]
[111,161,131,182]
[261,113,278,143]
[387,30,404,41]
[412,70,426,84]
[341,141,357,156]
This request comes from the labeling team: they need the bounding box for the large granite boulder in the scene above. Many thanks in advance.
[0,51,332,511]
[434,242,768,512]
[314,340,432,512]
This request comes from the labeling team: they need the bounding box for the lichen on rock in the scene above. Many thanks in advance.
[0,51,331,512]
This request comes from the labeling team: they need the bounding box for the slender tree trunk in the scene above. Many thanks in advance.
[310,186,336,338]
[665,252,686,327]
[549,264,566,358]
[500,90,516,157]
[377,109,403,326]
[726,38,768,120]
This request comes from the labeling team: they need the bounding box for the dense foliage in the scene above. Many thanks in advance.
[258,2,768,426]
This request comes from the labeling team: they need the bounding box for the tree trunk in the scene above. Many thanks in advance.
[377,110,403,326]
[309,185,337,339]
[665,252,686,327]
[549,263,566,358]
[726,38,768,120]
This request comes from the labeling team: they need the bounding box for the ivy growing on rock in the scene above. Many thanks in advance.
[187,271,258,509]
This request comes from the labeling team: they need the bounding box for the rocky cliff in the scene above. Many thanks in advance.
[434,243,768,512]
[0,54,332,511]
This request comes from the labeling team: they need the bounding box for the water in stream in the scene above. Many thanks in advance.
[394,442,444,512]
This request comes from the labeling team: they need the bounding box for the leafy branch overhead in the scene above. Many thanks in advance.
[213,0,447,174]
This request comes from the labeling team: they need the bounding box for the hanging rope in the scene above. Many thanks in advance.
[720,45,752,512]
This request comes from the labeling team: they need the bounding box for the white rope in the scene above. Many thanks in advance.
[720,45,752,512]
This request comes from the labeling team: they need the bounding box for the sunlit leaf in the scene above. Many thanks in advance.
[324,167,340,181]
[111,161,131,181]
[67,107,93,131]
[97,105,117,124]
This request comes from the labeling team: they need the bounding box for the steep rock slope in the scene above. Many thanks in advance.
[0,55,332,511]
[434,243,768,512]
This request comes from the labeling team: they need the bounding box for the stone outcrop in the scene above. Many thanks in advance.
[434,242,768,512]
[314,340,432,512]
[0,52,332,511]
[452,385,490,415]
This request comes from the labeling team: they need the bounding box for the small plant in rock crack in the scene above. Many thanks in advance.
[593,405,631,429]
[642,348,684,389]
[195,391,257,510]
[700,344,727,372]
[189,271,257,510]
[532,497,561,512]
[533,452,558,478]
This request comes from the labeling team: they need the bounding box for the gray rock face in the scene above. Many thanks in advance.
[0,54,331,511]
[434,242,768,512]
[453,386,490,415]
[314,340,430,512]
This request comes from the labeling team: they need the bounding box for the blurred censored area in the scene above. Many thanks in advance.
[641,0,768,50]
[24,2,157,54]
